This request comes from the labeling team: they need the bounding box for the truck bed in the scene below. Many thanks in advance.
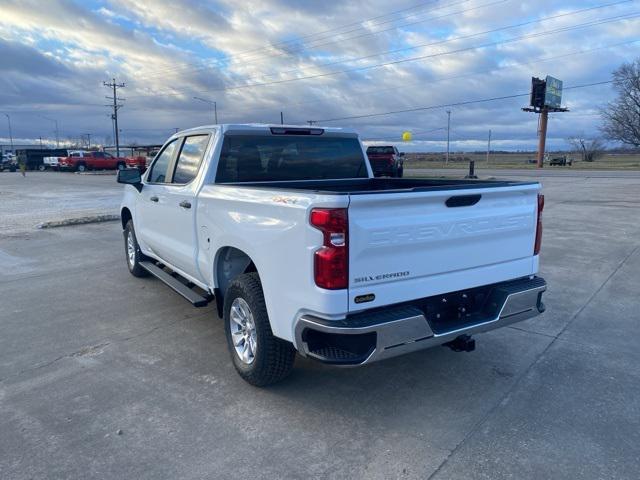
[220,177,537,194]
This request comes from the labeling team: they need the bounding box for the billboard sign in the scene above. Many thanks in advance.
[544,76,563,108]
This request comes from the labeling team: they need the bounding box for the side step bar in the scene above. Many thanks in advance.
[139,261,211,307]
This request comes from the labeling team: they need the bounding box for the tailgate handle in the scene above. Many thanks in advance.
[445,194,481,207]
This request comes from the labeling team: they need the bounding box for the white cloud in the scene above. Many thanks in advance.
[0,0,638,149]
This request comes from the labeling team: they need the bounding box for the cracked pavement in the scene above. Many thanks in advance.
[1,169,640,479]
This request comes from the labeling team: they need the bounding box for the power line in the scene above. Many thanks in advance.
[268,0,617,81]
[127,5,638,99]
[138,0,448,79]
[138,0,481,81]
[311,79,621,123]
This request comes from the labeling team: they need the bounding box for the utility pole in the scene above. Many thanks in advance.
[280,112,284,125]
[4,113,13,154]
[84,133,92,148]
[486,129,492,164]
[104,78,125,157]
[193,97,218,124]
[445,110,451,164]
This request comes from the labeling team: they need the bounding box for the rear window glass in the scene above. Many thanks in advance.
[216,135,367,183]
[366,146,395,154]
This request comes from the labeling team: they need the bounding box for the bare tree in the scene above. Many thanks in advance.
[568,137,605,162]
[601,60,640,147]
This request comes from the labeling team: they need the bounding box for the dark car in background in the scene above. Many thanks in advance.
[366,145,404,177]
[1,153,17,172]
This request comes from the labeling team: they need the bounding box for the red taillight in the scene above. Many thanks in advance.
[310,208,348,289]
[534,194,544,255]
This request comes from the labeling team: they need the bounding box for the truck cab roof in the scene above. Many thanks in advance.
[172,123,358,138]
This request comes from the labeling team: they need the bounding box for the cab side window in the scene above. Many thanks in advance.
[172,135,209,184]
[148,139,179,184]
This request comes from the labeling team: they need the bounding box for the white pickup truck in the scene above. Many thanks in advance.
[42,150,85,170]
[118,124,546,386]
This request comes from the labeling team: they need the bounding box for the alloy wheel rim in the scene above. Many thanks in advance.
[229,297,257,364]
[127,233,135,267]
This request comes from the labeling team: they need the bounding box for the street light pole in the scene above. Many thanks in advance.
[486,129,492,164]
[193,97,218,124]
[4,113,14,154]
[445,110,451,164]
[40,116,60,147]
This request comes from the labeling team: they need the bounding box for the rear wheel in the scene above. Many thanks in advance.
[38,164,46,172]
[124,220,149,277]
[224,272,295,386]
[117,162,126,171]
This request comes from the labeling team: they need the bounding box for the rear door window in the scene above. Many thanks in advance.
[172,135,209,184]
[147,139,179,184]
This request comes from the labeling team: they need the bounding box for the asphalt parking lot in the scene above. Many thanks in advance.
[0,171,121,237]
[1,170,640,479]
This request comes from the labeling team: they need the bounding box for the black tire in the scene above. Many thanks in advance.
[396,165,404,178]
[38,164,46,172]
[117,162,126,171]
[77,163,87,172]
[124,220,149,277]
[224,272,295,386]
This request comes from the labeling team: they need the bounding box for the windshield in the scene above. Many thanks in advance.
[216,134,367,182]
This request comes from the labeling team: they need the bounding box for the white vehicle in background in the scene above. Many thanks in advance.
[43,150,86,170]
[117,124,547,386]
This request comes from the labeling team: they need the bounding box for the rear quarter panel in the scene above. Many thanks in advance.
[197,185,350,342]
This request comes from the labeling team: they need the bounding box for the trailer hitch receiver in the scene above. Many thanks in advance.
[443,334,476,352]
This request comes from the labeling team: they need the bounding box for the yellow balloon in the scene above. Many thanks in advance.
[402,131,412,141]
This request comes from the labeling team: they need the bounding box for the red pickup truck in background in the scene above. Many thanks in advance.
[125,147,160,173]
[59,151,127,172]
[366,145,405,177]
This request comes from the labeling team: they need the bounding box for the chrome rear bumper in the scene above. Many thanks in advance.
[294,276,546,365]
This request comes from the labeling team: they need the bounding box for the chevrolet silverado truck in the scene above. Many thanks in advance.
[118,124,546,386]
[366,145,404,177]
[59,151,127,172]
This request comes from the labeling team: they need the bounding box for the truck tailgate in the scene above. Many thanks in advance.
[347,183,539,311]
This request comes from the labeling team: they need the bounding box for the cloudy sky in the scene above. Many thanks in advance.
[1,0,639,151]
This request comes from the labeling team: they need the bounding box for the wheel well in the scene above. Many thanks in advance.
[121,207,132,230]
[214,247,257,317]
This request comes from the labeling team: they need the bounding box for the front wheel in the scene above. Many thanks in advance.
[224,272,295,386]
[38,164,46,172]
[77,163,87,172]
[124,220,149,277]
[117,162,126,171]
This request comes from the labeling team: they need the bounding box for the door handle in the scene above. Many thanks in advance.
[179,200,192,209]
[149,196,159,202]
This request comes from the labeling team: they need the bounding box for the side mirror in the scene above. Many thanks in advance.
[399,152,405,157]
[117,168,143,192]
